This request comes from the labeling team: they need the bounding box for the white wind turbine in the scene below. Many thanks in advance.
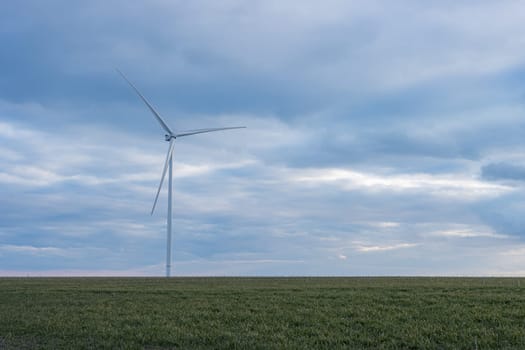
[117,69,245,277]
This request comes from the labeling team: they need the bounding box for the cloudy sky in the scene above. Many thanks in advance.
[2,0,525,276]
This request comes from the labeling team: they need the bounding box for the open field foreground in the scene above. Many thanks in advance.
[1,277,525,349]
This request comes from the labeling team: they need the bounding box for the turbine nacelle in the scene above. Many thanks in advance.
[165,134,175,141]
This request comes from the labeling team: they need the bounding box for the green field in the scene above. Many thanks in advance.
[1,277,524,349]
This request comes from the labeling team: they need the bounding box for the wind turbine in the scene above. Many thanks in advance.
[117,69,245,277]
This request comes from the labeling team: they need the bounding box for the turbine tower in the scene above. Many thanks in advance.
[117,70,245,277]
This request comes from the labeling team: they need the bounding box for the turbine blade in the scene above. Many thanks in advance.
[151,139,175,215]
[175,126,246,138]
[116,68,174,135]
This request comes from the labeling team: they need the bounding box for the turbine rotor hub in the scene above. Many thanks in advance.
[165,134,175,141]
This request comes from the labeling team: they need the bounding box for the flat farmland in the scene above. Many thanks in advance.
[1,277,524,349]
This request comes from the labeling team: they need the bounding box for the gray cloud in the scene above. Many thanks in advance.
[482,162,525,182]
[475,190,525,237]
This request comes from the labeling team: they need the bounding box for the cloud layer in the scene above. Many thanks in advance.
[1,1,525,275]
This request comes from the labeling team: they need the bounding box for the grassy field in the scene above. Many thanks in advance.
[0,277,524,349]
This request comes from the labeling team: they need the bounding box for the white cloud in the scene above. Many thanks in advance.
[289,168,511,199]
[354,242,419,253]
[0,244,70,256]
[502,246,525,256]
[429,229,508,239]
[0,116,259,189]
[369,221,400,228]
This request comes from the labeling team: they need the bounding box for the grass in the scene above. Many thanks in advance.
[1,277,524,349]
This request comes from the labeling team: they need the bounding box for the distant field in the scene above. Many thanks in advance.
[1,277,525,349]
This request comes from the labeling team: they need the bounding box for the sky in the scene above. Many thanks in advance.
[1,0,525,276]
